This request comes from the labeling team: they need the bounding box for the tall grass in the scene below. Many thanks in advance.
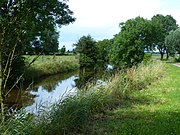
[0,61,165,135]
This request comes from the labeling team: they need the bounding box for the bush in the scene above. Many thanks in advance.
[143,53,152,64]
[174,56,180,62]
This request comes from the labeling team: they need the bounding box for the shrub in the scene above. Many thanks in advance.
[143,53,152,64]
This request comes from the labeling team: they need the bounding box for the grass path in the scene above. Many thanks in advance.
[85,64,180,135]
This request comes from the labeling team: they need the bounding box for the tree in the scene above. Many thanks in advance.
[96,39,113,62]
[151,14,178,60]
[60,45,66,54]
[39,29,59,55]
[0,0,75,112]
[165,31,176,57]
[165,28,180,56]
[111,17,152,68]
[74,35,97,67]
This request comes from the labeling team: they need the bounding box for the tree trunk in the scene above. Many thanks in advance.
[160,52,164,60]
[166,51,169,60]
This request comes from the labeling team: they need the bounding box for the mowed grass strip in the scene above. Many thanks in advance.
[86,63,180,135]
[24,55,79,81]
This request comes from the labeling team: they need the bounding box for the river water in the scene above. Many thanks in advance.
[5,64,113,113]
[5,71,78,113]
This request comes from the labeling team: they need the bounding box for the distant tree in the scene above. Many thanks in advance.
[60,45,66,54]
[41,29,59,55]
[173,28,180,55]
[96,39,113,62]
[151,14,178,60]
[74,35,97,67]
[165,28,180,56]
[165,31,176,57]
[111,17,152,68]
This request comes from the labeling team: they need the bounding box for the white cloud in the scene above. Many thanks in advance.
[68,0,161,27]
[59,0,180,49]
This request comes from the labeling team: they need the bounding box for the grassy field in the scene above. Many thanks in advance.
[82,63,180,134]
[24,55,79,81]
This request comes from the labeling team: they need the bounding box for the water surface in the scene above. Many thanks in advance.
[5,64,113,113]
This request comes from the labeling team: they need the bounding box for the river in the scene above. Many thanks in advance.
[5,64,113,113]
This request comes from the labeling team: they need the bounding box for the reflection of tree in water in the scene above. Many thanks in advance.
[75,67,96,89]
[4,89,35,110]
[32,70,78,92]
[75,63,109,89]
[5,70,78,110]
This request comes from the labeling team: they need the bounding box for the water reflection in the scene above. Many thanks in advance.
[75,63,112,89]
[5,63,113,113]
[5,71,78,113]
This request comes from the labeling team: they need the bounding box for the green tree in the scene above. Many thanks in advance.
[60,45,66,55]
[111,17,152,68]
[165,28,180,56]
[96,39,113,62]
[74,35,97,67]
[40,29,59,55]
[0,0,75,112]
[151,14,178,60]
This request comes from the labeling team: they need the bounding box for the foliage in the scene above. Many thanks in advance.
[32,29,59,55]
[174,57,180,62]
[96,39,113,62]
[151,14,178,60]
[0,0,75,94]
[143,53,152,64]
[60,45,66,54]
[111,17,152,68]
[74,35,97,67]
[165,28,180,56]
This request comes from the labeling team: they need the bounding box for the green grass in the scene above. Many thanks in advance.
[1,61,178,135]
[24,55,79,81]
[83,64,180,134]
[28,61,166,135]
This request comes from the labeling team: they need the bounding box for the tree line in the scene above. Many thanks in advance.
[75,14,179,68]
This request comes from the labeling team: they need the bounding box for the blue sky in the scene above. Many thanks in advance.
[58,0,180,50]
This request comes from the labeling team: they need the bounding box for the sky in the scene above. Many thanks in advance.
[58,0,180,50]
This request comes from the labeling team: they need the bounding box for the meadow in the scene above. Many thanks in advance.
[24,55,79,81]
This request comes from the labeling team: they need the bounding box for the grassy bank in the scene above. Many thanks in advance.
[82,63,180,134]
[24,55,79,81]
[2,61,178,135]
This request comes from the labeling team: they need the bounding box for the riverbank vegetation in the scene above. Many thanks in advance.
[82,64,180,134]
[1,61,172,134]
